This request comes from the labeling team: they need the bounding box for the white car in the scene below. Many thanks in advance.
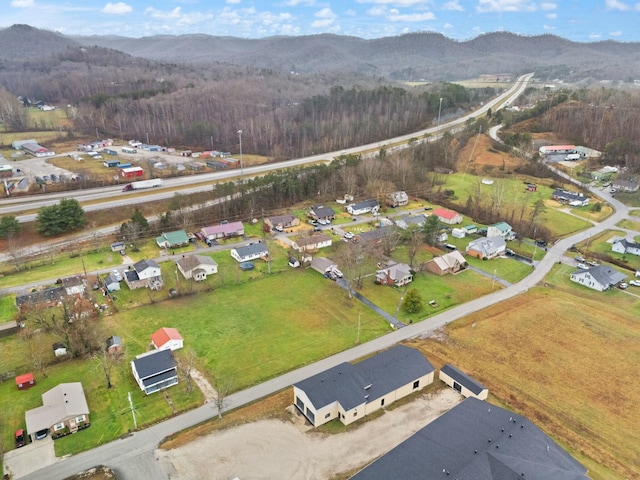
[112,269,122,281]
[618,282,628,290]
[343,232,354,240]
[629,280,640,287]
[576,264,588,270]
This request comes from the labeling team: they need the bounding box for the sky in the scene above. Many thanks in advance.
[2,0,639,42]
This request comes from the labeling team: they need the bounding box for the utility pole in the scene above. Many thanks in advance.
[437,97,443,129]
[357,313,361,344]
[128,392,137,431]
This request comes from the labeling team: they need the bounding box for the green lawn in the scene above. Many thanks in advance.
[615,218,640,231]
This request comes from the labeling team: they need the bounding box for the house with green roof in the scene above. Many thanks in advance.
[156,230,190,248]
[486,221,515,240]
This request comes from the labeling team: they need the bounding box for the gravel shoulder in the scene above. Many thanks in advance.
[156,388,462,480]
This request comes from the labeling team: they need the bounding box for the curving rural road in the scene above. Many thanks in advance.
[16,89,634,480]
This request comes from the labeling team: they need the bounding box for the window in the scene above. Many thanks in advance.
[413,380,420,389]
[353,410,358,417]
[381,398,385,407]
[76,415,85,422]
[325,413,331,419]
[54,423,65,431]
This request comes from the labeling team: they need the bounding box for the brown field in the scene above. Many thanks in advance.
[413,280,640,480]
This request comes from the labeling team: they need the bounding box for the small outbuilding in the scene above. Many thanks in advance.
[439,364,489,400]
[106,336,123,355]
[151,327,184,351]
[15,373,36,390]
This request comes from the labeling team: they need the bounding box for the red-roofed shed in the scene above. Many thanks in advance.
[432,207,463,225]
[15,373,35,390]
[151,327,184,351]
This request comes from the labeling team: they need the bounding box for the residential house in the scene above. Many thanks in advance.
[570,265,626,291]
[375,262,413,287]
[106,336,123,355]
[25,383,90,442]
[61,275,85,296]
[104,274,120,292]
[346,199,380,216]
[15,373,36,390]
[124,259,162,290]
[466,236,507,259]
[291,233,332,252]
[151,327,184,351]
[612,178,640,193]
[307,205,336,222]
[394,213,426,230]
[230,242,269,262]
[350,397,589,480]
[551,189,589,207]
[387,191,409,208]
[131,349,178,395]
[425,250,467,275]
[432,207,462,225]
[110,241,125,253]
[293,345,435,428]
[486,221,515,240]
[439,364,489,400]
[354,227,389,245]
[16,286,66,310]
[155,230,190,248]
[201,221,245,240]
[265,214,299,232]
[612,238,640,256]
[176,254,218,281]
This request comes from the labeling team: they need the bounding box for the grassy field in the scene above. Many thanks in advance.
[414,263,640,480]
[615,218,640,232]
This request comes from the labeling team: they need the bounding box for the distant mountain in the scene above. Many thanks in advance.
[2,24,640,82]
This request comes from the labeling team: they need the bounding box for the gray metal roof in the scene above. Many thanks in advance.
[572,265,626,286]
[441,364,487,395]
[234,242,268,257]
[294,345,434,411]
[132,349,176,380]
[350,397,588,480]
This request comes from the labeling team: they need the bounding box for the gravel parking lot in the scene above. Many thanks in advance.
[156,388,462,480]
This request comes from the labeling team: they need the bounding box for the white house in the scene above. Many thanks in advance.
[466,236,506,259]
[230,242,269,262]
[346,199,380,216]
[131,349,178,395]
[124,259,162,290]
[375,262,413,287]
[611,239,640,256]
[387,191,409,207]
[486,222,515,240]
[569,265,626,291]
[176,255,218,281]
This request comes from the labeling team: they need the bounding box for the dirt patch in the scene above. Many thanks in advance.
[456,133,521,174]
[191,369,217,403]
[63,465,117,480]
[156,388,462,480]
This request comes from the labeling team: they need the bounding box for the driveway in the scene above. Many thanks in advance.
[3,436,56,479]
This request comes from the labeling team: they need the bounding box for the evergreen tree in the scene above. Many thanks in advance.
[0,215,20,239]
[36,198,86,237]
[402,288,423,314]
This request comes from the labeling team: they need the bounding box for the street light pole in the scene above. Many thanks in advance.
[437,97,443,128]
[237,129,244,183]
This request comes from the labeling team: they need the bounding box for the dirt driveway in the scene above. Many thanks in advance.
[156,388,462,480]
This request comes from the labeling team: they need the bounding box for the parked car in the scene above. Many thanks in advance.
[274,225,284,232]
[34,429,48,440]
[576,264,588,270]
[618,282,628,290]
[15,429,26,448]
[505,249,515,256]
[535,240,547,247]
[343,232,354,240]
[112,269,122,281]
[587,260,599,267]
[629,280,640,287]
[574,256,585,263]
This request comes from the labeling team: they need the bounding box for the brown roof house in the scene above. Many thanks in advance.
[292,233,332,253]
[25,383,90,442]
[425,250,467,275]
[176,255,218,281]
[265,214,299,232]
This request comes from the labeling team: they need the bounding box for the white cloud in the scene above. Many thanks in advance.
[387,11,436,21]
[443,22,453,29]
[226,0,241,4]
[144,6,214,26]
[367,5,388,16]
[542,24,555,30]
[442,0,464,11]
[588,33,602,39]
[311,7,337,28]
[284,0,316,5]
[476,0,538,13]
[540,2,556,10]
[356,0,427,5]
[605,0,630,10]
[609,30,623,36]
[546,12,556,19]
[11,0,34,7]
[102,2,132,15]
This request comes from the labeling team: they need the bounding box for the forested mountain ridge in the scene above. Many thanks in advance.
[1,25,640,82]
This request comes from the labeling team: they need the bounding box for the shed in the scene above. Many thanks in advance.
[439,364,489,400]
[106,336,123,355]
[111,241,125,253]
[151,327,183,351]
[16,373,36,390]
[119,166,144,178]
[52,342,67,357]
